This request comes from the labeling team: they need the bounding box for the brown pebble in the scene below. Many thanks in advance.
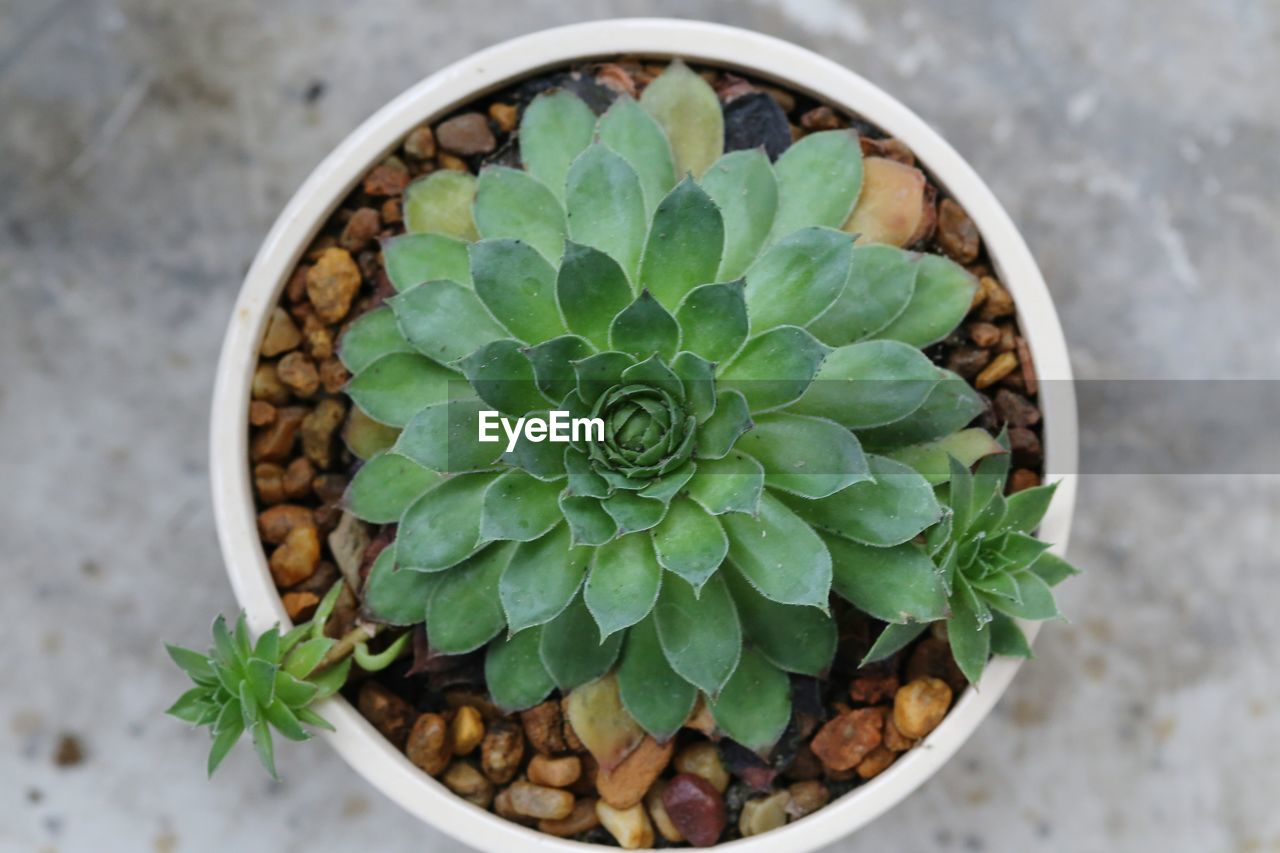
[882,714,916,752]
[438,153,469,172]
[480,719,525,784]
[251,406,306,463]
[380,197,402,224]
[436,112,495,156]
[281,590,319,621]
[261,307,303,357]
[488,102,518,133]
[254,462,286,504]
[975,351,1018,389]
[646,781,684,842]
[363,157,410,196]
[596,736,675,809]
[894,677,954,739]
[905,637,968,694]
[508,779,575,820]
[521,701,568,754]
[1009,468,1041,493]
[494,786,536,826]
[810,707,884,772]
[968,321,1002,349]
[849,674,899,705]
[442,760,494,808]
[276,352,319,398]
[860,135,916,166]
[357,682,415,749]
[313,473,348,505]
[785,780,830,819]
[301,398,346,469]
[855,744,897,780]
[318,357,350,395]
[1016,336,1038,394]
[947,347,992,379]
[1009,426,1043,468]
[994,388,1041,428]
[249,400,277,427]
[281,457,314,500]
[662,773,726,847]
[596,63,638,97]
[306,247,362,324]
[339,207,381,253]
[257,504,315,544]
[977,276,1015,320]
[936,198,980,264]
[403,125,437,160]
[285,266,309,303]
[682,697,717,738]
[449,705,485,756]
[783,744,824,781]
[539,797,601,837]
[54,734,84,767]
[528,754,582,788]
[673,741,729,792]
[269,524,320,587]
[252,363,292,405]
[800,105,841,130]
[406,713,452,776]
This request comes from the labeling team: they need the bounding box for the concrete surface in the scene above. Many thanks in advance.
[2,1,1277,851]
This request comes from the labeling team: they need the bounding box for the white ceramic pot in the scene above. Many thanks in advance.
[211,18,1077,852]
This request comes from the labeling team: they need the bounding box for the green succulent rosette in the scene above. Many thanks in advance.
[337,61,1076,750]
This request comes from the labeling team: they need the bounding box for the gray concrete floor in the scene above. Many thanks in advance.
[2,1,1277,851]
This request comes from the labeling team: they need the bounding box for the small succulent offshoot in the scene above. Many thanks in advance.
[165,584,408,778]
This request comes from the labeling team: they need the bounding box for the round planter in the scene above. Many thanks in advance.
[211,18,1077,852]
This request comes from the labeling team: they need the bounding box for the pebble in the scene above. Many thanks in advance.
[673,742,729,792]
[855,744,897,780]
[252,363,292,406]
[438,153,469,172]
[249,400,277,427]
[276,352,320,398]
[442,760,494,808]
[306,247,362,324]
[723,92,792,160]
[976,351,1019,389]
[994,388,1041,428]
[405,713,451,776]
[882,714,916,752]
[493,786,534,826]
[539,797,601,837]
[645,781,684,842]
[254,462,286,504]
[481,719,525,784]
[251,406,306,463]
[380,197,402,224]
[662,773,726,847]
[845,157,930,247]
[403,125,436,160]
[436,112,495,156]
[282,457,314,500]
[947,347,992,379]
[906,637,968,694]
[1009,468,1041,493]
[800,105,842,130]
[363,157,410,196]
[782,745,823,781]
[977,276,1015,319]
[269,524,320,588]
[301,398,346,468]
[357,682,416,749]
[936,198,981,264]
[527,754,581,788]
[449,705,485,756]
[339,207,381,253]
[520,701,568,754]
[257,504,315,544]
[809,707,884,772]
[1009,426,1043,467]
[848,673,899,705]
[596,800,655,850]
[261,307,303,356]
[785,780,829,819]
[54,734,85,767]
[861,135,916,166]
[317,357,349,394]
[682,697,717,738]
[488,102,518,133]
[280,590,319,621]
[738,790,790,837]
[508,780,575,820]
[894,678,954,739]
[968,321,1002,349]
[596,736,674,809]
[595,63,637,97]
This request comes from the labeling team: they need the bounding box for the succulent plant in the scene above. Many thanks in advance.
[336,60,1075,750]
[166,584,407,777]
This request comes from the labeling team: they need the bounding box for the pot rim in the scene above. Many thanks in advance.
[211,18,1078,852]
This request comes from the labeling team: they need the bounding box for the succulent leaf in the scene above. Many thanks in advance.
[770,130,863,239]
[720,325,830,412]
[383,233,474,292]
[650,496,729,592]
[540,591,625,690]
[560,493,618,546]
[686,452,764,516]
[470,239,565,345]
[480,469,565,542]
[425,542,515,653]
[345,452,441,524]
[339,307,415,373]
[745,227,854,331]
[734,412,870,499]
[694,390,753,460]
[791,339,939,430]
[585,534,663,638]
[862,621,929,665]
[723,563,837,676]
[404,171,478,240]
[708,648,791,750]
[396,472,496,571]
[519,90,597,203]
[615,614,698,740]
[639,58,724,179]
[557,242,635,348]
[700,149,779,280]
[565,144,647,281]
[473,166,567,262]
[363,548,438,625]
[394,397,502,473]
[857,369,986,447]
[639,177,724,310]
[722,491,832,608]
[674,281,749,364]
[346,352,458,428]
[653,574,742,695]
[609,291,680,362]
[597,96,678,217]
[785,454,942,547]
[389,280,508,364]
[885,428,1006,486]
[341,407,399,461]
[826,536,949,623]
[485,626,556,712]
[872,253,977,347]
[499,524,591,632]
[808,243,919,346]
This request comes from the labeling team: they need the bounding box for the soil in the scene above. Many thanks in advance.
[244,58,1045,846]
